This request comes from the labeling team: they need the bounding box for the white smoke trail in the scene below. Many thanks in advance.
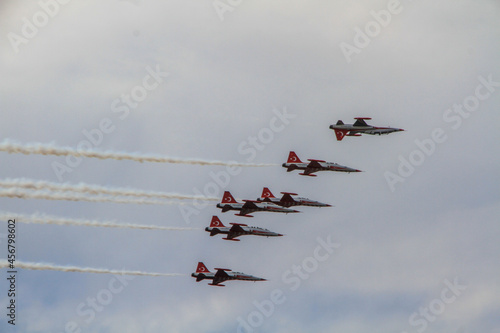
[0,188,189,205]
[0,178,218,201]
[0,260,184,277]
[0,139,277,167]
[0,212,199,231]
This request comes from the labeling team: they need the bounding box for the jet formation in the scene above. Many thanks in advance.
[193,117,404,286]
[216,191,300,217]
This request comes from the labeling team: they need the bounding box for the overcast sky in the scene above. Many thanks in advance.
[1,0,499,332]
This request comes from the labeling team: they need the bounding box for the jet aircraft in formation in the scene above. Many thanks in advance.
[256,187,331,208]
[282,151,361,176]
[216,191,300,217]
[205,216,283,241]
[195,117,404,286]
[329,117,404,141]
[191,262,266,287]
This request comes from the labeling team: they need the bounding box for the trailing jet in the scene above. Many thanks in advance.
[256,187,331,208]
[216,191,300,217]
[205,216,283,241]
[329,117,404,141]
[191,262,267,287]
[282,151,361,176]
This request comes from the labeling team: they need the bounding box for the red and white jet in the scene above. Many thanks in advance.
[329,117,404,141]
[191,262,267,287]
[205,216,283,241]
[256,187,331,208]
[282,151,362,176]
[216,191,300,217]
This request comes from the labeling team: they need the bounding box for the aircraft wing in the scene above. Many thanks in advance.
[353,117,371,127]
[280,193,296,203]
[212,269,230,285]
[227,224,245,239]
[306,160,323,169]
[301,168,317,175]
[239,201,259,216]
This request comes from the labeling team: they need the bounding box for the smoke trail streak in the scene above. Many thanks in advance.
[0,140,277,167]
[0,260,184,277]
[0,212,199,231]
[0,188,189,205]
[0,178,218,201]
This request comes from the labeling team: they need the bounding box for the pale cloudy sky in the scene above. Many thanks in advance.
[1,0,499,332]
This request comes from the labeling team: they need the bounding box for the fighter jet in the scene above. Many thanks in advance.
[282,151,361,176]
[191,262,267,287]
[216,191,300,217]
[205,216,283,241]
[329,117,404,141]
[256,187,331,208]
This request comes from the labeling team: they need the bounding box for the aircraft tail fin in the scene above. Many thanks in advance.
[210,216,225,228]
[261,187,275,198]
[196,262,210,273]
[221,191,237,204]
[287,151,303,164]
[334,129,347,141]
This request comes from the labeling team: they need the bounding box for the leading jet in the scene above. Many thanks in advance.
[216,191,300,217]
[191,262,267,287]
[205,216,283,241]
[256,187,331,208]
[282,151,362,176]
[329,117,404,141]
